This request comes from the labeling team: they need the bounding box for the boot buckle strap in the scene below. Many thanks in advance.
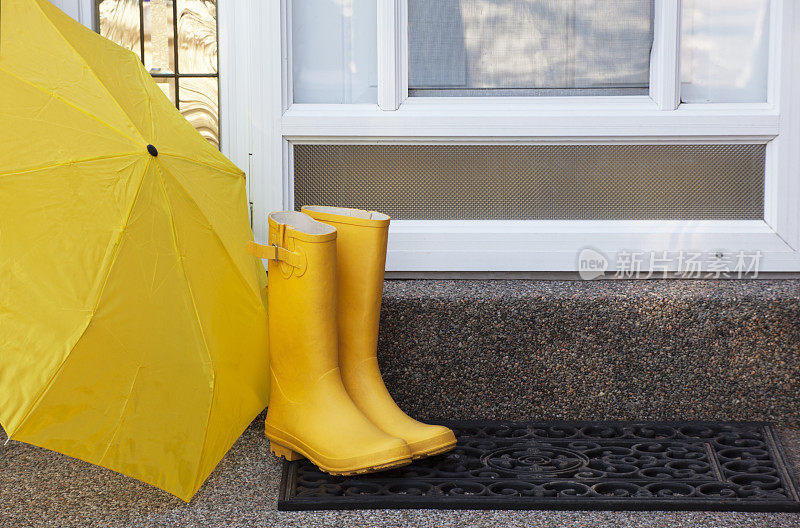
[247,241,304,268]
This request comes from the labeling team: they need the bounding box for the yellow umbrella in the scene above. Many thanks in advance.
[0,0,269,501]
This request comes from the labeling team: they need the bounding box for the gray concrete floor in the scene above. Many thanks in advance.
[3,417,800,528]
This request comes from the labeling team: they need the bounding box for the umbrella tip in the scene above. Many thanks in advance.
[147,144,159,157]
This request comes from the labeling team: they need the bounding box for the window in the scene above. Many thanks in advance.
[96,0,220,148]
[290,0,378,104]
[680,0,770,103]
[407,0,655,97]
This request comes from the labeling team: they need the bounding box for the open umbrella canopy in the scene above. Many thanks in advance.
[0,0,269,501]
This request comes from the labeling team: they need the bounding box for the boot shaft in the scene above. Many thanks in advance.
[266,211,339,401]
[299,206,458,459]
[301,206,389,367]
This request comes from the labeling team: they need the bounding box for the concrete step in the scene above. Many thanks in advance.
[377,279,800,425]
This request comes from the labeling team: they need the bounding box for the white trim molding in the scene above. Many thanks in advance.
[649,0,682,111]
[282,99,779,141]
[387,220,799,272]
[247,0,286,244]
[217,0,253,221]
[769,0,800,253]
[377,0,406,110]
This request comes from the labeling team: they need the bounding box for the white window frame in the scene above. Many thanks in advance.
[67,0,800,272]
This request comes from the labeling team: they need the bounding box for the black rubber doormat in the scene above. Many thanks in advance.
[277,421,800,512]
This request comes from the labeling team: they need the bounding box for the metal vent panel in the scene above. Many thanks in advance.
[293,144,765,220]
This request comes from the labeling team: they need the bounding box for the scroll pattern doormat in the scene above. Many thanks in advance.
[278,421,800,511]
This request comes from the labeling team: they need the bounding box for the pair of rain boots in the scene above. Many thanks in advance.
[249,206,456,474]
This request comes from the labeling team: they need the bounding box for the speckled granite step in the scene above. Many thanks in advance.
[377,280,800,426]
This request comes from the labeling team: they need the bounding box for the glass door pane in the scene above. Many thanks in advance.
[143,0,176,74]
[97,0,220,148]
[98,0,141,57]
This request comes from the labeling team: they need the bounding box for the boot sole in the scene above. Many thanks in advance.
[270,441,411,475]
[406,429,458,460]
[266,427,412,475]
[410,439,457,460]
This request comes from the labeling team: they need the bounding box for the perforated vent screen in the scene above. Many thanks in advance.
[293,144,765,220]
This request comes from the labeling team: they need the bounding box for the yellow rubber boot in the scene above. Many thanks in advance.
[301,206,457,459]
[248,211,412,474]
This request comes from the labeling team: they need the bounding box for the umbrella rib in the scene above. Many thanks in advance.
[0,66,143,147]
[151,160,218,487]
[151,160,215,368]
[10,157,154,437]
[160,153,246,178]
[0,152,142,178]
[30,0,150,143]
[98,365,143,465]
[155,161,266,494]
[156,160,265,309]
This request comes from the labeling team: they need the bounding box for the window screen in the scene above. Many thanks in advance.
[408,0,654,96]
[294,144,765,220]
